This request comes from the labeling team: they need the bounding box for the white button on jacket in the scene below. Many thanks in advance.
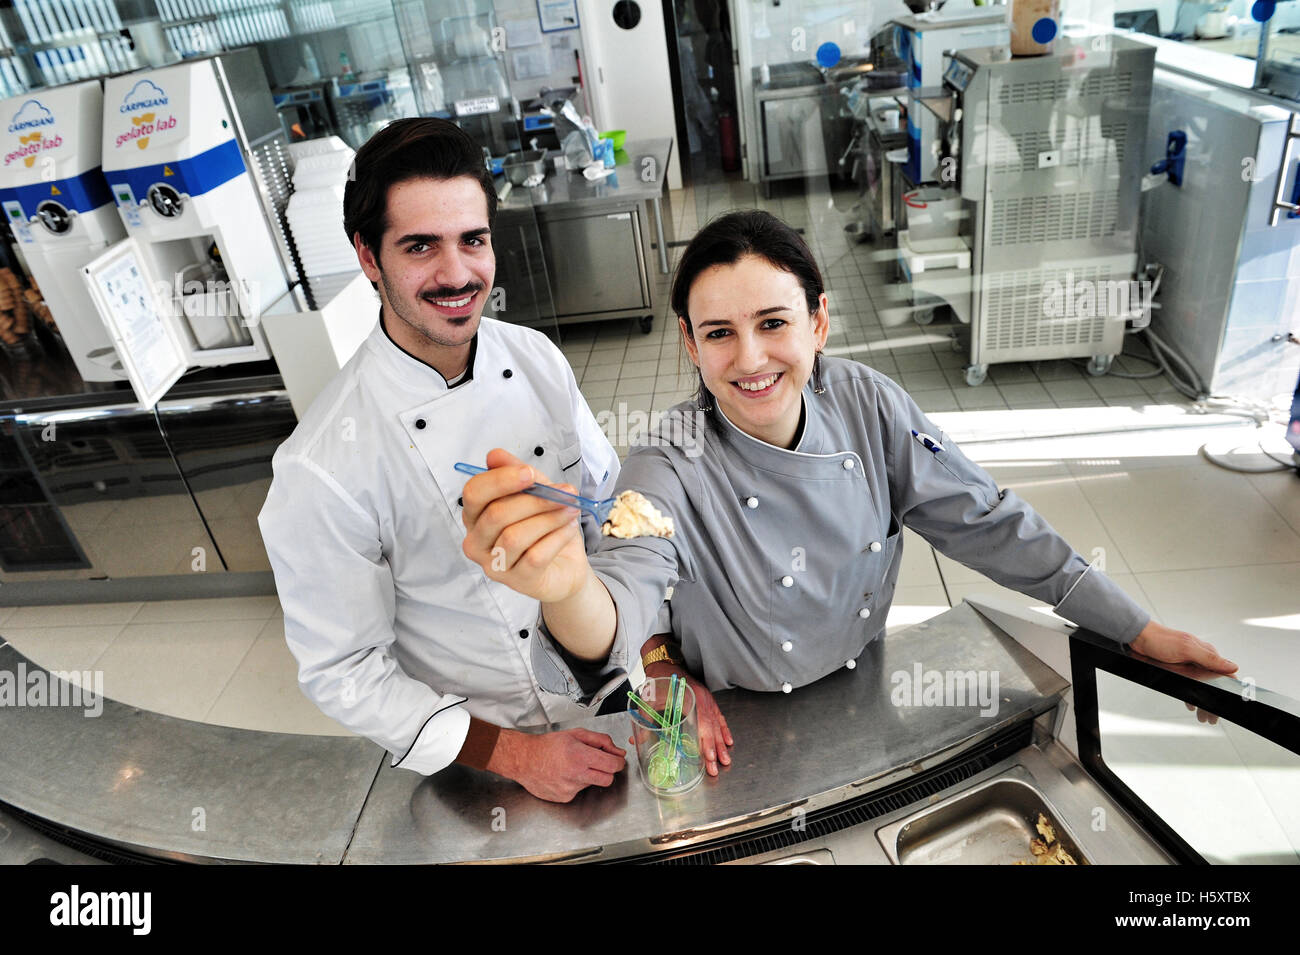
[259,317,623,776]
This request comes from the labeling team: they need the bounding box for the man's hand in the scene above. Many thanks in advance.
[1129,620,1237,726]
[487,727,627,803]
[461,447,592,603]
[646,662,733,777]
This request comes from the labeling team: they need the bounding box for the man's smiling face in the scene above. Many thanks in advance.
[354,175,495,373]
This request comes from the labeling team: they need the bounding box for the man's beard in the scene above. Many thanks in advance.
[380,270,485,348]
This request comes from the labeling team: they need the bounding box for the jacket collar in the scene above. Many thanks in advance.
[365,308,483,397]
[714,382,845,474]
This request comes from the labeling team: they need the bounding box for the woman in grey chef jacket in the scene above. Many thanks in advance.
[461,210,1237,777]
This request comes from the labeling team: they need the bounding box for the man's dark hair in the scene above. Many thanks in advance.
[670,209,824,334]
[342,117,497,268]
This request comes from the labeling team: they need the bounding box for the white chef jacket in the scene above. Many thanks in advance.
[258,314,625,775]
[589,357,1150,692]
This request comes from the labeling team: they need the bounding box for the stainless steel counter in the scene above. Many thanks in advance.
[342,601,1066,862]
[0,643,383,863]
[0,601,1112,864]
[500,138,674,280]
[499,138,673,213]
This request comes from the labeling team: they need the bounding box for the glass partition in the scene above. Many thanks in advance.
[652,0,1299,421]
[1097,670,1300,864]
[0,0,565,391]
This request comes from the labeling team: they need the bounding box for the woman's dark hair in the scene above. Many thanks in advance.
[670,209,824,334]
[343,118,497,268]
[670,210,826,411]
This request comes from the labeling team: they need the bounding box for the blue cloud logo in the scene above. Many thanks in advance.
[8,100,54,134]
[121,80,169,113]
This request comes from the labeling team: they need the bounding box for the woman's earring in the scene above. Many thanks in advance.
[813,352,826,395]
[696,371,714,412]
[696,374,714,412]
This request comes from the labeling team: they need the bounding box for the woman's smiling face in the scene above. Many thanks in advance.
[682,254,829,448]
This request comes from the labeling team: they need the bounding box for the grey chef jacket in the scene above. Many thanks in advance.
[588,357,1150,693]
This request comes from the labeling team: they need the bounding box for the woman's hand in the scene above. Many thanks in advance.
[1129,620,1238,726]
[1129,620,1237,675]
[645,661,734,777]
[461,447,592,603]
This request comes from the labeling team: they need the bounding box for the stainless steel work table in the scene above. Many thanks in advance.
[499,137,674,275]
[0,600,1173,864]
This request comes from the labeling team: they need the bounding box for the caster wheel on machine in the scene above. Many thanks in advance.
[914,307,935,326]
[639,315,654,334]
[965,364,988,387]
[1087,355,1113,376]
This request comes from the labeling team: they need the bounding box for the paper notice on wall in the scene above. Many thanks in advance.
[512,46,552,80]
[504,18,542,47]
[538,0,578,32]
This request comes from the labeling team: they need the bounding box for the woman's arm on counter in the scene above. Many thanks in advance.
[640,634,734,777]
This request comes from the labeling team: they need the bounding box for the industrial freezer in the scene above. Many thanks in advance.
[942,35,1157,385]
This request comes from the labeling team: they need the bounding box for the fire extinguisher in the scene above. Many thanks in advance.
[718,109,740,172]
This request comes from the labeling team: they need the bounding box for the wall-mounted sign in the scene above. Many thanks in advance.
[538,0,579,32]
[454,95,501,117]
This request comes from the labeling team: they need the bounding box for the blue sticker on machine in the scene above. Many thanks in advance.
[816,42,841,69]
[0,167,113,214]
[108,138,246,206]
[1031,17,1057,43]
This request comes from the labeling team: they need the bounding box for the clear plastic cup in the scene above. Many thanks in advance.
[627,676,702,796]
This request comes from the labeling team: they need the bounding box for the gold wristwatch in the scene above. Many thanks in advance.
[642,643,682,669]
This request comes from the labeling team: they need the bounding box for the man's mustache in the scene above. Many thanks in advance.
[421,283,484,301]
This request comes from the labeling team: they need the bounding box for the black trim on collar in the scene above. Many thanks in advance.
[391,695,469,768]
[378,307,478,388]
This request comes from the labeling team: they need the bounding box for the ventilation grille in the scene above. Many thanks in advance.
[998,70,1133,106]
[247,136,308,304]
[0,798,171,865]
[982,266,1110,352]
[989,192,1119,246]
[604,719,1034,865]
[989,124,1126,174]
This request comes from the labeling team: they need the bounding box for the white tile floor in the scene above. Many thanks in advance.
[3,175,1298,855]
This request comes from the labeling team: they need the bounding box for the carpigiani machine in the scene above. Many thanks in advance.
[92,48,297,372]
[0,81,128,382]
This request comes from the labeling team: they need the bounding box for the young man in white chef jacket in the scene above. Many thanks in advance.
[258,118,630,803]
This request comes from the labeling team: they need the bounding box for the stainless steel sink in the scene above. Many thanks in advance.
[875,766,1091,865]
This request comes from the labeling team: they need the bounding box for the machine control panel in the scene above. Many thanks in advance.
[943,57,973,92]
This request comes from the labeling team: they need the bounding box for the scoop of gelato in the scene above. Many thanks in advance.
[602,490,674,539]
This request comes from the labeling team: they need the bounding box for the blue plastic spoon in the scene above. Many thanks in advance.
[454,462,616,522]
